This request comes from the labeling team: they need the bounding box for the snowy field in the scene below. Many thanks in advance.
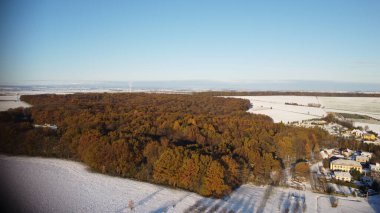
[354,122,380,135]
[0,95,31,111]
[230,96,327,123]
[227,96,380,134]
[318,97,380,119]
[0,102,31,112]
[0,155,378,213]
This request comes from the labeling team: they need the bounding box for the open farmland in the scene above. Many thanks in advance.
[229,96,380,134]
[232,96,326,123]
[1,155,378,213]
[0,95,31,112]
[318,97,380,120]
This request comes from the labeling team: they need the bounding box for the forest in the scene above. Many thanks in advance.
[0,93,345,197]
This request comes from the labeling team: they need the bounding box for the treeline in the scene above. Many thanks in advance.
[198,91,380,97]
[323,113,355,129]
[1,93,333,197]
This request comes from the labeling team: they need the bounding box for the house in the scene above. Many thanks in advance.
[325,149,335,155]
[342,131,352,138]
[330,159,362,173]
[355,155,370,163]
[361,151,373,158]
[370,163,380,172]
[351,129,364,138]
[320,149,335,159]
[330,154,345,161]
[363,133,376,141]
[341,148,353,157]
[320,151,329,159]
[334,171,352,182]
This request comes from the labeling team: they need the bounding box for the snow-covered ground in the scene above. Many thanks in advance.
[0,155,378,213]
[0,95,31,111]
[231,96,327,123]
[226,96,380,134]
[354,122,380,135]
[317,195,379,213]
[0,102,31,112]
[318,97,380,119]
[0,100,31,112]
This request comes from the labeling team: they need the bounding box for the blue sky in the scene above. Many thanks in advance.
[1,0,380,85]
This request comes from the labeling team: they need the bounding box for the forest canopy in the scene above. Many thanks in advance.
[0,93,334,197]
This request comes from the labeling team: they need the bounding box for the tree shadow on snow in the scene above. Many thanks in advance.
[183,189,263,213]
[368,194,380,213]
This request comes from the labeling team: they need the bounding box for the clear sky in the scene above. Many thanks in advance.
[1,0,380,85]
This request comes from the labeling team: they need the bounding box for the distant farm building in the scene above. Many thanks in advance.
[307,103,321,108]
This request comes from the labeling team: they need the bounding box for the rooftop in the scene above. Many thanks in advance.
[334,171,352,178]
[331,159,362,167]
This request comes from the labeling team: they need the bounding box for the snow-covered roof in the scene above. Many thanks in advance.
[320,151,329,159]
[331,154,345,159]
[361,151,373,157]
[370,163,380,170]
[342,148,352,153]
[331,159,362,167]
[334,171,351,178]
[324,149,335,155]
[351,129,363,133]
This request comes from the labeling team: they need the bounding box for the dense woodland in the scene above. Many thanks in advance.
[1,92,372,197]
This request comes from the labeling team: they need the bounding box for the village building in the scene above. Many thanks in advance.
[320,148,335,159]
[320,150,329,159]
[307,103,321,108]
[333,171,352,182]
[355,155,370,163]
[362,133,377,141]
[342,131,352,139]
[370,163,380,172]
[330,159,362,173]
[360,151,373,158]
[341,148,353,157]
[330,154,345,161]
[351,129,364,138]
